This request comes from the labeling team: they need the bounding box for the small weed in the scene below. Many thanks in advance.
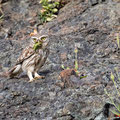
[33,41,42,51]
[74,48,79,74]
[104,32,120,118]
[38,0,60,24]
[0,4,4,20]
[61,48,79,72]
[61,48,87,79]
[104,69,120,117]
[116,33,120,49]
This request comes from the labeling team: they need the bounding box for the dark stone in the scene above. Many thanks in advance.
[0,0,120,119]
[90,0,99,6]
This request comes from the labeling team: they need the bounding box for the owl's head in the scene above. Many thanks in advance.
[30,29,49,50]
[31,35,49,50]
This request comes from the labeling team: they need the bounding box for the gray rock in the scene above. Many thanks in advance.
[0,0,120,119]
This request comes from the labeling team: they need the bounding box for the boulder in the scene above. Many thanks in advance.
[0,0,120,119]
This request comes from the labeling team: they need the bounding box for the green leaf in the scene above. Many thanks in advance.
[51,14,57,18]
[110,109,120,116]
[116,33,120,48]
[104,88,108,95]
[110,72,115,81]
[80,75,87,79]
[48,4,54,8]
[0,15,4,20]
[40,0,49,5]
[43,6,49,10]
[33,42,42,51]
[61,65,65,69]
[75,60,78,70]
[54,2,59,6]
[52,8,58,13]
[118,104,120,111]
[39,0,43,3]
[74,48,78,53]
[66,67,70,69]
[46,17,53,21]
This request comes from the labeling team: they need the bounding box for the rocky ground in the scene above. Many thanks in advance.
[0,0,120,120]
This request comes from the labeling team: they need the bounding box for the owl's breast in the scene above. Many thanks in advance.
[40,48,49,58]
[35,48,49,69]
[21,48,49,72]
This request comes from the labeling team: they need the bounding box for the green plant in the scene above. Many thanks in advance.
[116,33,120,48]
[61,48,79,71]
[61,48,87,79]
[61,65,70,70]
[0,6,4,20]
[104,33,120,117]
[104,69,120,117]
[74,48,79,74]
[33,41,42,51]
[39,0,60,24]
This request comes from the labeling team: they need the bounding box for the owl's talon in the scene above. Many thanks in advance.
[41,76,45,79]
[34,76,45,80]
[34,72,45,79]
[29,78,35,82]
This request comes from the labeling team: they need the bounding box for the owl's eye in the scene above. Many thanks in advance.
[41,37,46,41]
[33,38,37,42]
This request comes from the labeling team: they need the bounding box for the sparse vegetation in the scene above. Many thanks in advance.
[1,0,120,119]
[61,48,79,72]
[116,33,120,49]
[33,41,42,51]
[104,69,120,117]
[38,0,60,24]
[0,3,4,20]
[104,33,120,118]
[61,48,87,79]
[74,48,79,74]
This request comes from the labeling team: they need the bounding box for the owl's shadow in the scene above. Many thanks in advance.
[39,69,51,76]
[19,70,51,79]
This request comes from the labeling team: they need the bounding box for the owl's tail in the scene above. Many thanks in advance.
[0,64,22,78]
[8,64,22,78]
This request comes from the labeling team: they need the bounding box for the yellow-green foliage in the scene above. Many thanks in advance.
[116,33,120,48]
[33,41,42,51]
[104,33,120,116]
[104,68,120,116]
[61,48,79,71]
[0,6,4,20]
[39,0,60,24]
[74,48,79,74]
[61,48,87,79]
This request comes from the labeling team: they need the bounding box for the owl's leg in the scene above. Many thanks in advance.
[27,71,35,82]
[34,72,45,80]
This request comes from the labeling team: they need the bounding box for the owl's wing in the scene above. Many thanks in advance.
[16,46,35,65]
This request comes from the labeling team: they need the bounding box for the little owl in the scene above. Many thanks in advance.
[5,30,49,82]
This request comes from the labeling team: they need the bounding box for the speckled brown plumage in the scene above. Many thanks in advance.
[2,33,49,82]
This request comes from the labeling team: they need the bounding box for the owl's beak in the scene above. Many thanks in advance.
[39,40,43,43]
